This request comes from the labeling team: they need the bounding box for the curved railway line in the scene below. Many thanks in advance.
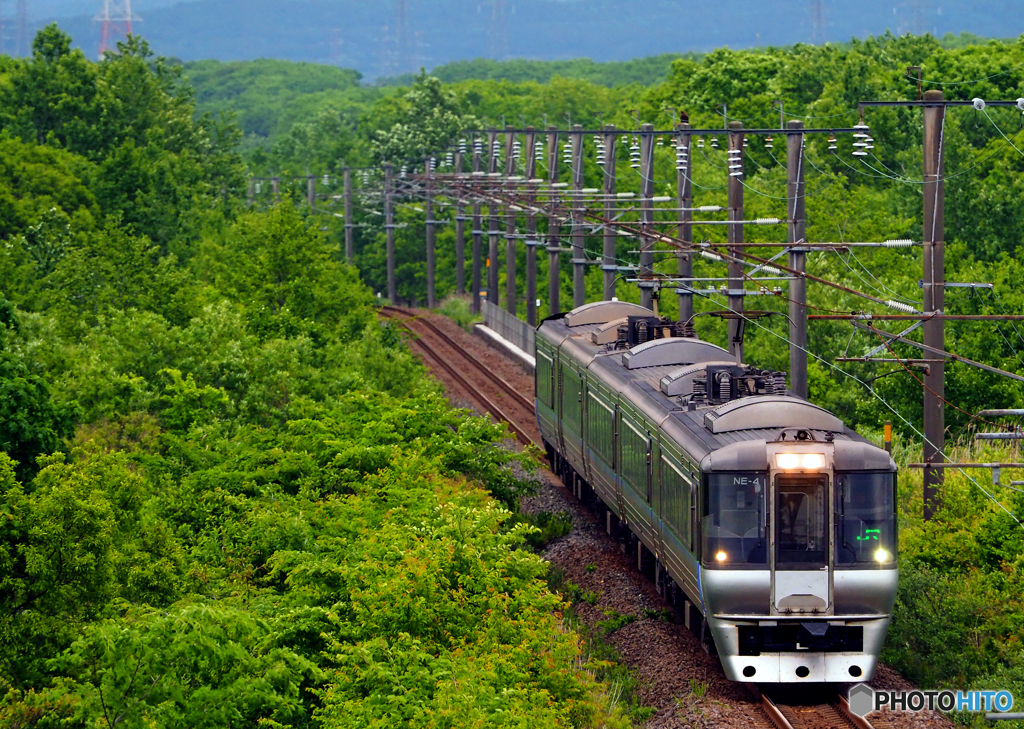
[379,304,889,729]
[379,305,539,447]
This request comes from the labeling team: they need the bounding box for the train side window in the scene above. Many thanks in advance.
[620,416,650,501]
[587,390,615,466]
[661,457,692,549]
[536,349,554,407]
[561,362,581,432]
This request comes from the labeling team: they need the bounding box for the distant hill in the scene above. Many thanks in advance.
[40,0,1024,78]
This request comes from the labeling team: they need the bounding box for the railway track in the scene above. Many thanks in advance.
[382,304,892,729]
[378,306,540,447]
[754,685,884,729]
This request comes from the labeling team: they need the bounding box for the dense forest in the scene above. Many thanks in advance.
[0,27,633,728]
[4,22,1024,728]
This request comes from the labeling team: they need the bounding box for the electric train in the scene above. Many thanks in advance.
[535,301,898,683]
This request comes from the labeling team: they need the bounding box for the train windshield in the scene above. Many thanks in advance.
[775,475,828,567]
[702,472,767,566]
[836,471,897,566]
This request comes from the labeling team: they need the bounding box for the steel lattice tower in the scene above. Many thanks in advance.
[95,0,140,58]
[810,0,824,45]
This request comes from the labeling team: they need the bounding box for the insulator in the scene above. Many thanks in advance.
[884,299,917,313]
[459,139,468,153]
[852,150,868,157]
[761,265,783,275]
[754,217,780,225]
[657,137,664,147]
[254,182,262,194]
[700,250,723,262]
[322,174,329,184]
[697,137,705,148]
[696,205,722,212]
[766,136,774,149]
[446,152,454,166]
[711,137,719,149]
[884,239,915,247]
[773,371,787,394]
[630,161,640,169]
[853,123,870,139]
[729,171,743,177]
[743,138,749,148]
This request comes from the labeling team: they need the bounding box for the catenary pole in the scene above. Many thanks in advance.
[638,123,656,310]
[454,146,466,294]
[602,124,618,301]
[385,164,396,302]
[425,161,436,308]
[546,126,561,316]
[471,135,483,313]
[488,127,500,304]
[727,121,745,362]
[922,90,946,520]
[571,124,586,308]
[505,126,518,314]
[676,121,693,323]
[787,120,808,398]
[524,127,539,325]
[343,166,353,263]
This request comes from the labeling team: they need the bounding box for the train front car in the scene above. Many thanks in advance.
[700,431,898,683]
[535,301,898,685]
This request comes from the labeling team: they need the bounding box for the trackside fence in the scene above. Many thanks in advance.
[481,301,535,356]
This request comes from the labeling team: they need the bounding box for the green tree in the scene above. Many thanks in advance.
[370,73,478,164]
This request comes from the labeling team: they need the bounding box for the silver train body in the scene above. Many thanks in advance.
[536,301,898,684]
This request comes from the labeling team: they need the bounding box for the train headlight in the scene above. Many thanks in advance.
[775,453,824,470]
[802,453,824,469]
[875,548,891,563]
[777,453,800,469]
[716,551,728,563]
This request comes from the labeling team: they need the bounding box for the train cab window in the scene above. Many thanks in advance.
[702,473,767,566]
[775,476,828,567]
[536,350,554,408]
[836,471,897,566]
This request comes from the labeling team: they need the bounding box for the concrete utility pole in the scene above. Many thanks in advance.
[343,167,354,263]
[922,89,946,520]
[471,136,483,313]
[546,126,561,317]
[247,178,255,207]
[787,120,808,398]
[524,128,540,326]
[454,147,466,294]
[272,177,280,201]
[570,124,586,308]
[727,121,745,362]
[505,126,518,315]
[602,125,618,301]
[487,128,500,305]
[307,175,316,210]
[425,163,436,308]
[676,122,693,323]
[638,123,656,310]
[385,164,396,303]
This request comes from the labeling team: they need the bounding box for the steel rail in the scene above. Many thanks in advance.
[379,306,538,448]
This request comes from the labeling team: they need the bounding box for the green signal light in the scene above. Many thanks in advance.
[856,528,881,541]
